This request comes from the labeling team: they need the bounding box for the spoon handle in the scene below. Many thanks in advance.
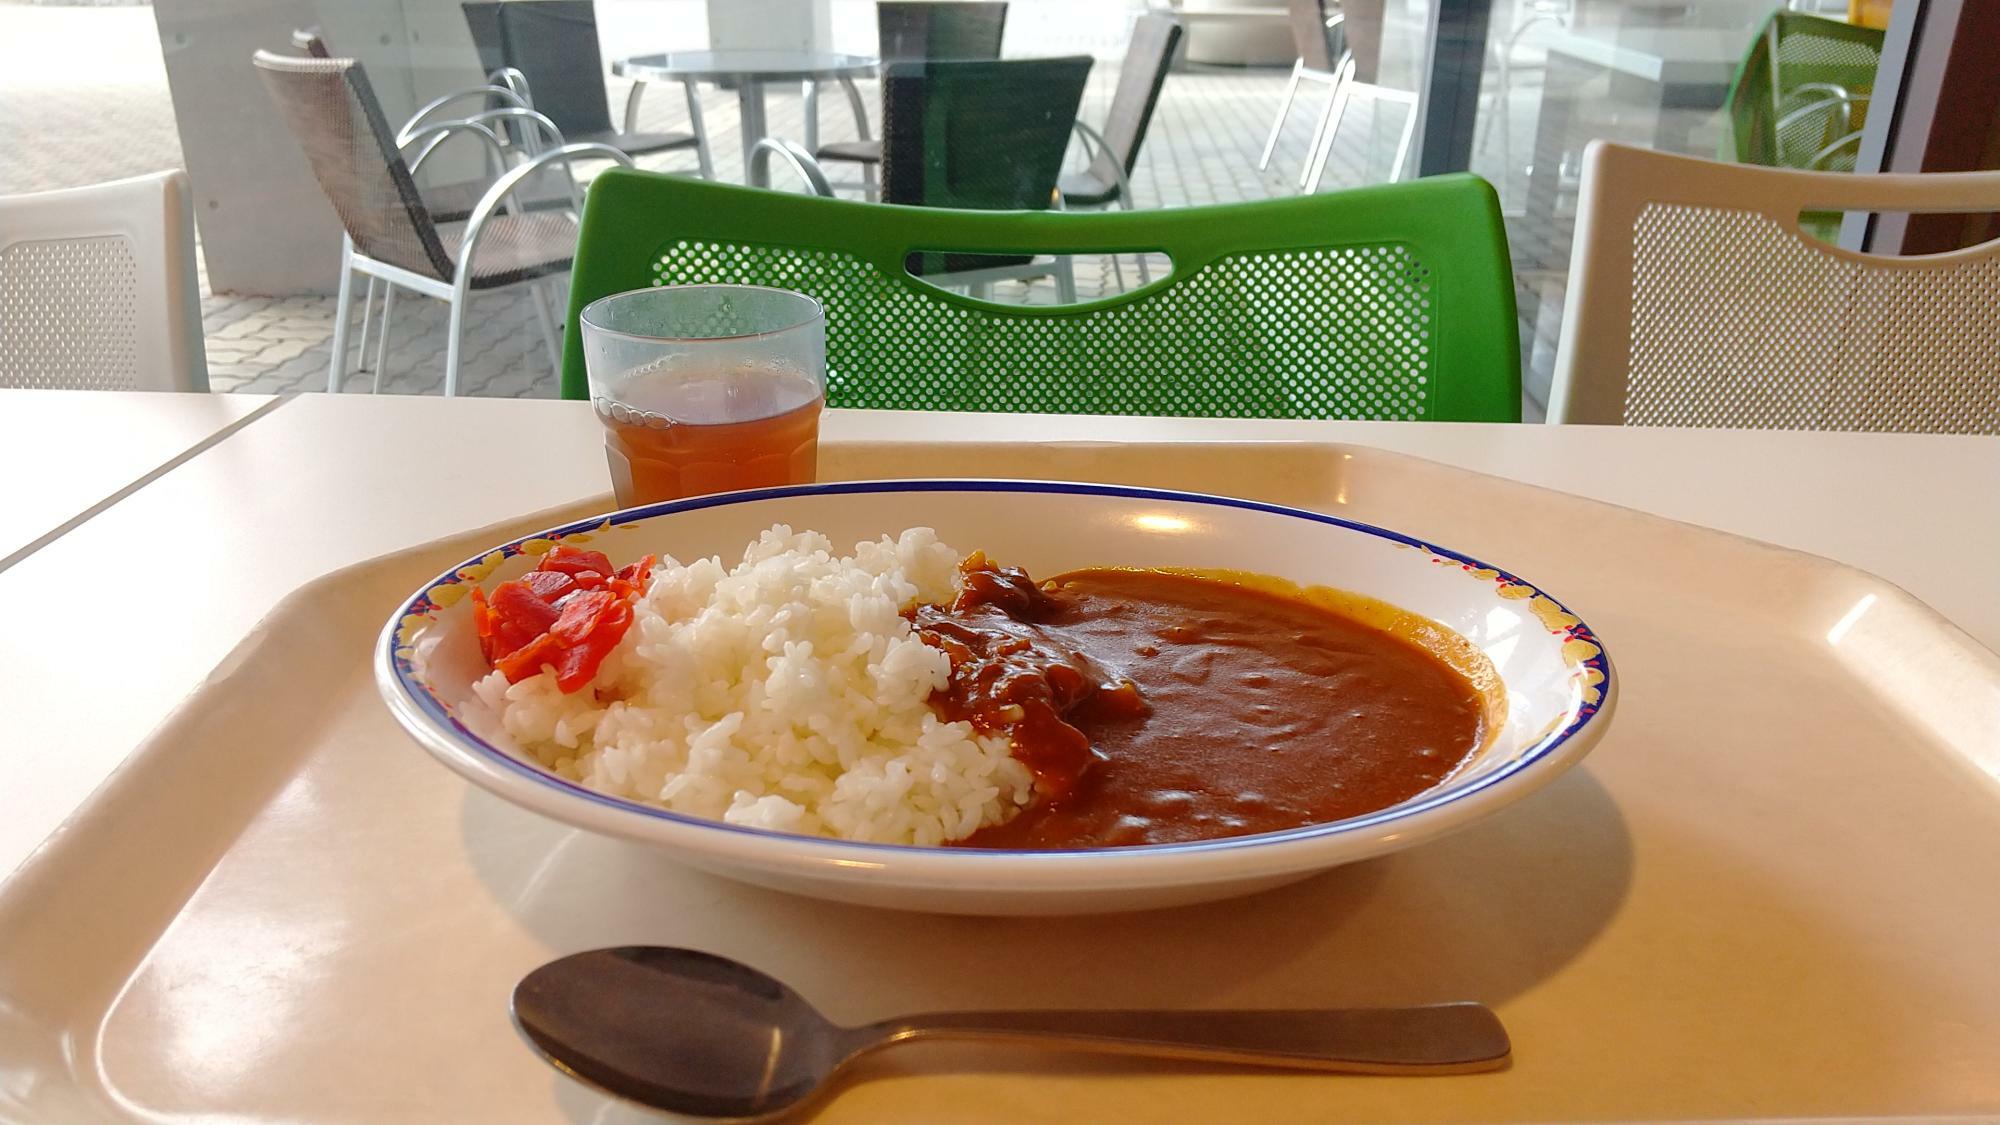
[865,1003,1508,1074]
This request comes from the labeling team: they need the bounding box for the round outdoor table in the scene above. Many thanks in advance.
[613,50,879,188]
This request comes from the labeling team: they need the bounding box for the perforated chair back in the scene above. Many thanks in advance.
[0,171,209,392]
[877,1,1008,63]
[1550,142,2000,432]
[562,168,1520,420]
[1090,15,1182,184]
[252,51,454,282]
[1725,11,1883,172]
[461,1,615,139]
[1287,0,1345,72]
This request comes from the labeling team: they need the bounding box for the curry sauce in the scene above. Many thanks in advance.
[912,558,1488,849]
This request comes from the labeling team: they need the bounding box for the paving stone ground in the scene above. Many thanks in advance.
[2,1,1725,414]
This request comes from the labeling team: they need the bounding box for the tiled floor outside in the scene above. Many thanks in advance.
[1,1,1728,412]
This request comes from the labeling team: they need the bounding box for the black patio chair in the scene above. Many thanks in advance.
[754,55,1090,298]
[813,1,1010,198]
[460,0,712,175]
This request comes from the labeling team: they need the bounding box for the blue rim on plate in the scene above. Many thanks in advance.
[382,479,1613,858]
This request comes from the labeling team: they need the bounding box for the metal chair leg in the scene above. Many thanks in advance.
[528,281,563,378]
[623,80,647,133]
[1478,47,1511,207]
[684,79,714,180]
[1303,90,1349,194]
[802,79,819,154]
[1388,101,1418,184]
[1260,60,1305,172]
[834,75,878,200]
[1111,189,1152,286]
[1477,49,1509,156]
[837,75,871,142]
[328,244,355,393]
[355,276,378,372]
[443,288,470,398]
[1300,79,1345,190]
[1054,257,1077,304]
[371,282,396,393]
[1093,202,1128,291]
[1304,61,1357,194]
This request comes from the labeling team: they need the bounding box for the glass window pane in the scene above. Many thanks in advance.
[1464,0,1892,411]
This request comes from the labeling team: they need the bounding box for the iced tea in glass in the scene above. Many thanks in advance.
[579,286,826,506]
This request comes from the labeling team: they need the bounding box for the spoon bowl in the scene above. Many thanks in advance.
[514,947,844,1120]
[513,946,1511,1121]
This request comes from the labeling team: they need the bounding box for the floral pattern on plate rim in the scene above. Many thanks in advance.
[1398,540,1608,713]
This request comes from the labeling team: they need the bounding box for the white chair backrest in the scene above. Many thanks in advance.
[0,170,209,392]
[1549,141,2000,432]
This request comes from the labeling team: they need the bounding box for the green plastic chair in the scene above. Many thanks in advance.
[1724,11,1885,174]
[561,169,1521,421]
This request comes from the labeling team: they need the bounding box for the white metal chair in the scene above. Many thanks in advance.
[1257,0,1349,189]
[1298,56,1418,193]
[0,171,209,392]
[351,77,577,387]
[1549,141,2000,433]
[291,27,579,387]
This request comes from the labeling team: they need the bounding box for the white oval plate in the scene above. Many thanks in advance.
[378,480,1615,915]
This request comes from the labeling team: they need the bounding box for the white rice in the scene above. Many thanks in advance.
[469,525,1032,845]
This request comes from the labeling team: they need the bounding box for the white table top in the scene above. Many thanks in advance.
[2,390,1994,879]
[1543,25,1747,87]
[0,389,275,565]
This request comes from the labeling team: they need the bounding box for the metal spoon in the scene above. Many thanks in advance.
[512,946,1510,1121]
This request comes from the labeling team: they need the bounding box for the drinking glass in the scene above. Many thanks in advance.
[579,285,826,507]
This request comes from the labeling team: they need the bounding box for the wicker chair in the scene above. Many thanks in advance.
[1060,14,1182,287]
[289,26,577,382]
[813,1,1010,200]
[291,26,562,224]
[1060,16,1181,212]
[253,50,631,396]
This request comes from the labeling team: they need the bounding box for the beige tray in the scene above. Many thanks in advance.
[3,440,1997,1124]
